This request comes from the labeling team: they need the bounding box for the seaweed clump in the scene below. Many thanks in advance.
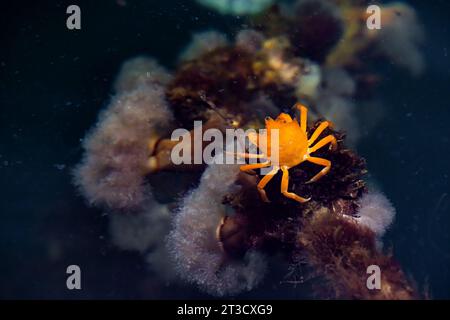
[167,47,257,128]
[298,210,416,299]
[166,35,304,130]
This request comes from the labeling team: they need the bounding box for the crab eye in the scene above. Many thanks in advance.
[265,116,272,121]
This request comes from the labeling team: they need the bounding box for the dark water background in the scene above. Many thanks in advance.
[1,0,449,299]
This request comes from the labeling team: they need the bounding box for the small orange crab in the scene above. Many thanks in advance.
[238,103,337,203]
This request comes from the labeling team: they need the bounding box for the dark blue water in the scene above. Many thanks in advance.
[0,0,449,299]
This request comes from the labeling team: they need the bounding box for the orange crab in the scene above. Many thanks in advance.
[238,103,337,203]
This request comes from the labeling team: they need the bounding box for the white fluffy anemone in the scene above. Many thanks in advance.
[74,56,177,280]
[113,56,172,92]
[302,66,361,145]
[108,197,176,281]
[73,57,173,210]
[179,30,229,62]
[295,59,322,100]
[109,199,170,253]
[168,159,267,296]
[373,2,425,76]
[179,29,265,62]
[235,29,265,53]
[350,190,396,238]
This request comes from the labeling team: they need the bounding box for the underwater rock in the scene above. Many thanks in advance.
[168,160,267,296]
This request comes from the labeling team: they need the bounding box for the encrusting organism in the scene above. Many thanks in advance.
[238,103,337,203]
[167,152,267,296]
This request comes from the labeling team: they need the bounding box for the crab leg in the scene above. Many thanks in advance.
[240,161,271,172]
[305,157,331,183]
[309,135,337,153]
[280,166,311,203]
[257,166,279,202]
[225,151,265,159]
[295,103,308,133]
[308,121,332,146]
